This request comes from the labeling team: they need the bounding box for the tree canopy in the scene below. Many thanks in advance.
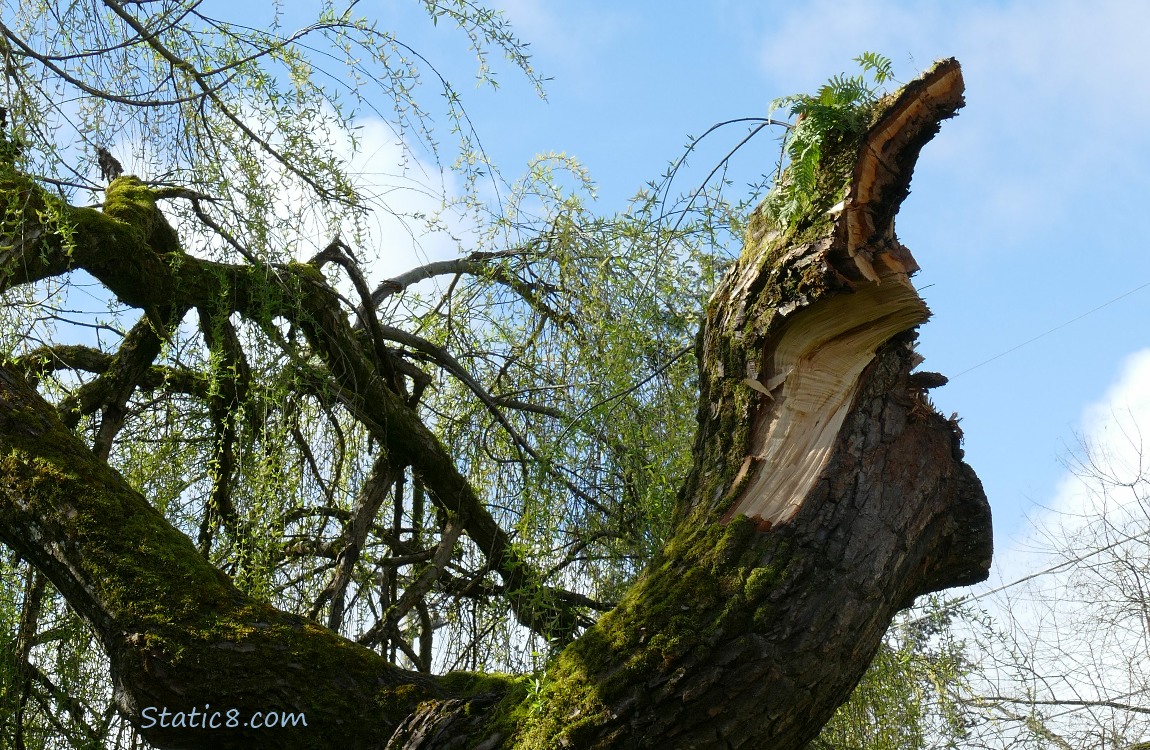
[0,2,755,744]
[0,3,993,749]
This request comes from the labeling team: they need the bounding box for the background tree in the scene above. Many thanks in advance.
[1,3,726,744]
[809,596,985,750]
[952,418,1150,750]
[0,2,990,748]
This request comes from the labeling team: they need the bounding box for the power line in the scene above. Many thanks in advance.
[905,527,1150,626]
[951,277,1150,379]
[910,278,1150,614]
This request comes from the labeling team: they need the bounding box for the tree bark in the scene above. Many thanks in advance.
[375,56,992,750]
[0,58,990,749]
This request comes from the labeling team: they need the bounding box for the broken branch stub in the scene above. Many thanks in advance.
[691,59,984,549]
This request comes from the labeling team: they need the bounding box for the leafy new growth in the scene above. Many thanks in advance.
[764,52,895,230]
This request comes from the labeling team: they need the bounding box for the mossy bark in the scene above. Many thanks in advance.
[0,365,442,749]
[383,58,990,750]
[0,174,577,642]
[0,59,989,750]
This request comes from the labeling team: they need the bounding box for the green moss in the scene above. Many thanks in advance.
[0,375,436,743]
[745,564,781,601]
[0,171,79,283]
[439,670,527,697]
[101,176,181,255]
[377,682,425,710]
[494,513,791,749]
[286,260,327,284]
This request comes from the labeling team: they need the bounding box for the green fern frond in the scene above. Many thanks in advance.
[855,51,895,85]
[763,51,895,231]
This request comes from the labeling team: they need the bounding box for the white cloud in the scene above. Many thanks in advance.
[755,0,1150,111]
[338,116,470,282]
[755,0,945,90]
[989,348,1150,584]
[493,0,632,78]
[964,349,1150,741]
[243,105,475,296]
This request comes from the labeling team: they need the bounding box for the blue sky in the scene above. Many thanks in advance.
[235,0,1150,591]
[399,0,1150,592]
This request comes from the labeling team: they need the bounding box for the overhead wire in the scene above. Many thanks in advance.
[907,526,1150,626]
[948,277,1150,380]
[897,274,1150,614]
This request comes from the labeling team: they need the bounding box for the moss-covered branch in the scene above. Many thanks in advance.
[0,363,439,748]
[0,170,584,644]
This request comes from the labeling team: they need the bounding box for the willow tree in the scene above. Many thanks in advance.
[0,2,991,748]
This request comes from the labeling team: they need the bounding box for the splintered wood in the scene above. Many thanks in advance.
[721,59,966,529]
[729,278,928,527]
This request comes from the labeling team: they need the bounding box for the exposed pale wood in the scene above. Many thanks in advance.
[730,278,929,526]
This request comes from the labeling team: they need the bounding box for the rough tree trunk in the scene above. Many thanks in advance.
[382,56,991,750]
[0,58,990,749]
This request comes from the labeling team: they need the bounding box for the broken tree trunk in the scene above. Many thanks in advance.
[390,57,990,750]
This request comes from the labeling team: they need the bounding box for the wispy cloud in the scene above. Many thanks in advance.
[969,349,1150,742]
[991,349,1150,581]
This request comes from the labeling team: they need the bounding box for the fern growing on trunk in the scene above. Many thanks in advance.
[764,52,895,230]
